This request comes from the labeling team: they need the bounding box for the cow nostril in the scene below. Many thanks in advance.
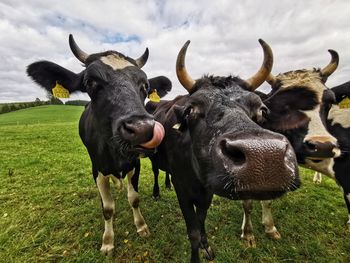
[221,140,246,165]
[122,122,136,135]
[305,140,317,151]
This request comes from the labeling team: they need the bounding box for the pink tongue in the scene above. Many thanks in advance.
[140,121,165,149]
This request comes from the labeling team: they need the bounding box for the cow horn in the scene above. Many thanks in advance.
[266,73,277,85]
[320,49,339,78]
[176,40,196,92]
[135,48,149,68]
[244,39,274,91]
[69,34,89,64]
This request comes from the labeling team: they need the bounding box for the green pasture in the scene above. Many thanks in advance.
[0,105,349,262]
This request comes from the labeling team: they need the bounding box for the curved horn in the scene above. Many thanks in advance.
[69,34,89,64]
[245,39,274,91]
[320,49,339,78]
[135,48,149,68]
[176,40,196,92]
[266,73,277,86]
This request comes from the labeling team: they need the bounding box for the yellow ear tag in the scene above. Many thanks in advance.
[338,97,350,109]
[52,81,70,98]
[148,89,160,102]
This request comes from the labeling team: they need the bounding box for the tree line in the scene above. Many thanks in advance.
[0,98,89,114]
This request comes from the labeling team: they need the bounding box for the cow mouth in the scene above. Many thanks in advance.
[137,121,165,150]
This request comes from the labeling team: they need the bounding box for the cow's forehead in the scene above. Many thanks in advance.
[276,70,326,102]
[100,53,135,70]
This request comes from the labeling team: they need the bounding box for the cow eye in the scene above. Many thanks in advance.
[140,83,148,96]
[256,105,269,123]
[184,106,192,117]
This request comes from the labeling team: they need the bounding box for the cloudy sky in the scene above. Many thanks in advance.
[1,0,349,102]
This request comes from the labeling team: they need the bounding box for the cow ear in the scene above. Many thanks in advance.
[27,61,85,94]
[148,76,172,98]
[331,81,350,103]
[172,105,188,132]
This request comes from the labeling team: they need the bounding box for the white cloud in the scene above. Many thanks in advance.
[0,0,349,102]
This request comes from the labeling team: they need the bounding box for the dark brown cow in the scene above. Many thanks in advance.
[149,40,300,263]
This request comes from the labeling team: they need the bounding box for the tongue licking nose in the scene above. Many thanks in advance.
[140,121,165,148]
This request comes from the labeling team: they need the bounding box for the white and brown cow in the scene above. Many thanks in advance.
[240,50,341,246]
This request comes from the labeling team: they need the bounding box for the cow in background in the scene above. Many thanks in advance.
[145,101,172,199]
[151,39,300,263]
[313,81,350,228]
[27,35,172,255]
[240,50,341,246]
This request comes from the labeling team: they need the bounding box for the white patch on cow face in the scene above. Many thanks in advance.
[303,158,335,178]
[101,54,134,70]
[302,105,337,144]
[328,105,350,129]
[347,193,350,203]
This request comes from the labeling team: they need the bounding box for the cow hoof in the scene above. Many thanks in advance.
[266,230,281,240]
[165,185,172,191]
[202,246,215,261]
[100,244,114,256]
[137,225,150,237]
[242,235,256,248]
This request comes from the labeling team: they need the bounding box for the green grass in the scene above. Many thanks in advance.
[0,105,349,263]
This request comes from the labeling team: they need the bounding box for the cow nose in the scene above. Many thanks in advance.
[218,136,298,192]
[304,139,338,158]
[119,118,154,145]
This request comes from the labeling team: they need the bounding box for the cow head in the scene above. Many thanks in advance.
[261,50,341,169]
[27,35,171,157]
[171,40,299,200]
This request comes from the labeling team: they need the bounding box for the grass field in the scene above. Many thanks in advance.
[0,105,349,263]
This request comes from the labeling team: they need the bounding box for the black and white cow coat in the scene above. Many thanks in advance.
[240,50,343,246]
[27,35,172,255]
[314,81,350,228]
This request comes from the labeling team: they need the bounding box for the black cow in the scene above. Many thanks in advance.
[145,101,172,199]
[27,35,171,255]
[313,81,350,229]
[151,40,300,263]
[240,50,342,246]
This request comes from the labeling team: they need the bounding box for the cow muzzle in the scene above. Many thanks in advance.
[118,118,165,149]
[217,133,299,196]
[304,136,340,159]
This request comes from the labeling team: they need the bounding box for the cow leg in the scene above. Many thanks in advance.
[165,172,171,190]
[241,199,256,247]
[197,206,215,261]
[96,173,115,256]
[172,181,201,263]
[151,159,160,199]
[261,200,281,239]
[127,169,150,237]
[110,175,123,191]
[344,192,350,230]
[313,172,322,184]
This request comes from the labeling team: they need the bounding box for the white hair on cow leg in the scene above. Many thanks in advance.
[241,200,256,248]
[96,173,115,256]
[110,174,124,191]
[313,172,323,184]
[127,169,150,237]
[261,200,281,240]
